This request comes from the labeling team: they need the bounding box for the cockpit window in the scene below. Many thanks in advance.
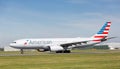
[12,42,16,43]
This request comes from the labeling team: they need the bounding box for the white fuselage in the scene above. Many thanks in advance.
[10,37,94,49]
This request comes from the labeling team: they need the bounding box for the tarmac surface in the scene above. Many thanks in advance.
[0,51,115,57]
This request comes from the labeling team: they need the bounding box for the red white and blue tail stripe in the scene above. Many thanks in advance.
[92,22,111,42]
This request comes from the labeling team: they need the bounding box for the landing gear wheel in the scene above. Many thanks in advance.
[64,50,71,53]
[20,49,24,54]
[56,51,63,53]
[56,50,71,53]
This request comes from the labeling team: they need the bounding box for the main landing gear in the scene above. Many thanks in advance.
[56,50,71,53]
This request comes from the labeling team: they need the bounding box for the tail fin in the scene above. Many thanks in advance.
[92,22,111,42]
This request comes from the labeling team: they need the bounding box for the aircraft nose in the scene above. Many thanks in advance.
[9,43,14,46]
[9,43,18,48]
[10,41,17,46]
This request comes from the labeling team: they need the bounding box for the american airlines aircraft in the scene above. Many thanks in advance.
[10,22,114,54]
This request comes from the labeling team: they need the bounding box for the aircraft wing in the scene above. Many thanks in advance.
[60,40,100,50]
[60,40,92,47]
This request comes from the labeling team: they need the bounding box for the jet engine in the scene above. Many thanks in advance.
[49,45,64,51]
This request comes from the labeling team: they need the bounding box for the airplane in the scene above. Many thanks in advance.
[10,22,114,54]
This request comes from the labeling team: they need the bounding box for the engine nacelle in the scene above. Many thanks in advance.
[50,45,64,51]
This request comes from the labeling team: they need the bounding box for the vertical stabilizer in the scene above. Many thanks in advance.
[92,22,111,42]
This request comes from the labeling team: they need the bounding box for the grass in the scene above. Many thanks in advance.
[0,50,120,69]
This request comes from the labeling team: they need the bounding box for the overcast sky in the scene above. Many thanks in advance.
[0,0,120,47]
